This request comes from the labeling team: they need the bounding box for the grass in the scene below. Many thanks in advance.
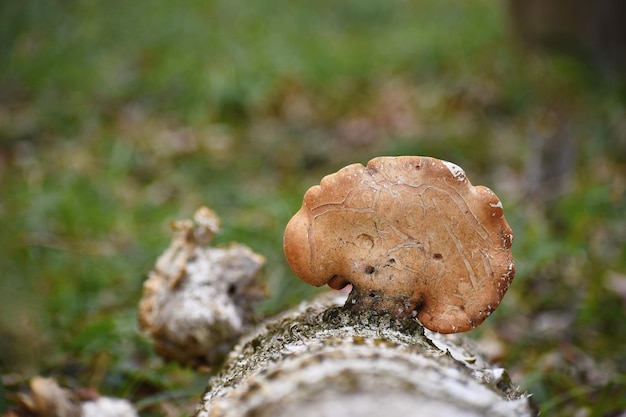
[1,0,625,415]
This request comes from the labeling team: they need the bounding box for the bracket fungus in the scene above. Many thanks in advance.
[283,156,515,333]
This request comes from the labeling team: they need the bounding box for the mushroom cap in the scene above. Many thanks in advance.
[283,156,515,333]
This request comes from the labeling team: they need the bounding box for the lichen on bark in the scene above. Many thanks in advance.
[194,294,536,417]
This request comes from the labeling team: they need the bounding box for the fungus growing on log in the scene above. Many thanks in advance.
[283,156,515,333]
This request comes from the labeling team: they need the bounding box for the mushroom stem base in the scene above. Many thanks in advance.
[343,286,422,319]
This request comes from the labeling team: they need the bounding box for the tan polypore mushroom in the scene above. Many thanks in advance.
[284,156,515,333]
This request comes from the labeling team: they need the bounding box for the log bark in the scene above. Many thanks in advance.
[193,294,537,417]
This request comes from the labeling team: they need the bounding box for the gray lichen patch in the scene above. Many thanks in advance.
[194,294,536,417]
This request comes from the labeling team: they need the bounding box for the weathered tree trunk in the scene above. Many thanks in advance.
[193,294,537,417]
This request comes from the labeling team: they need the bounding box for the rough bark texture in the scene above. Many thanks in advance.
[138,207,266,368]
[194,294,537,417]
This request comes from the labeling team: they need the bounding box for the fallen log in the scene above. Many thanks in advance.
[193,294,536,417]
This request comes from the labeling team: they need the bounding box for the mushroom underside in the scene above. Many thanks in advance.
[340,271,502,334]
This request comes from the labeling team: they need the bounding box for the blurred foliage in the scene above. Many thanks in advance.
[1,0,625,415]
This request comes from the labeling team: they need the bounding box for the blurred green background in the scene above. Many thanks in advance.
[1,0,625,415]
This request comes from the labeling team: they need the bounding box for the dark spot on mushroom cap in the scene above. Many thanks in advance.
[364,265,375,274]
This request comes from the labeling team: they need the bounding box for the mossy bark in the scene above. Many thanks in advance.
[194,294,537,417]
